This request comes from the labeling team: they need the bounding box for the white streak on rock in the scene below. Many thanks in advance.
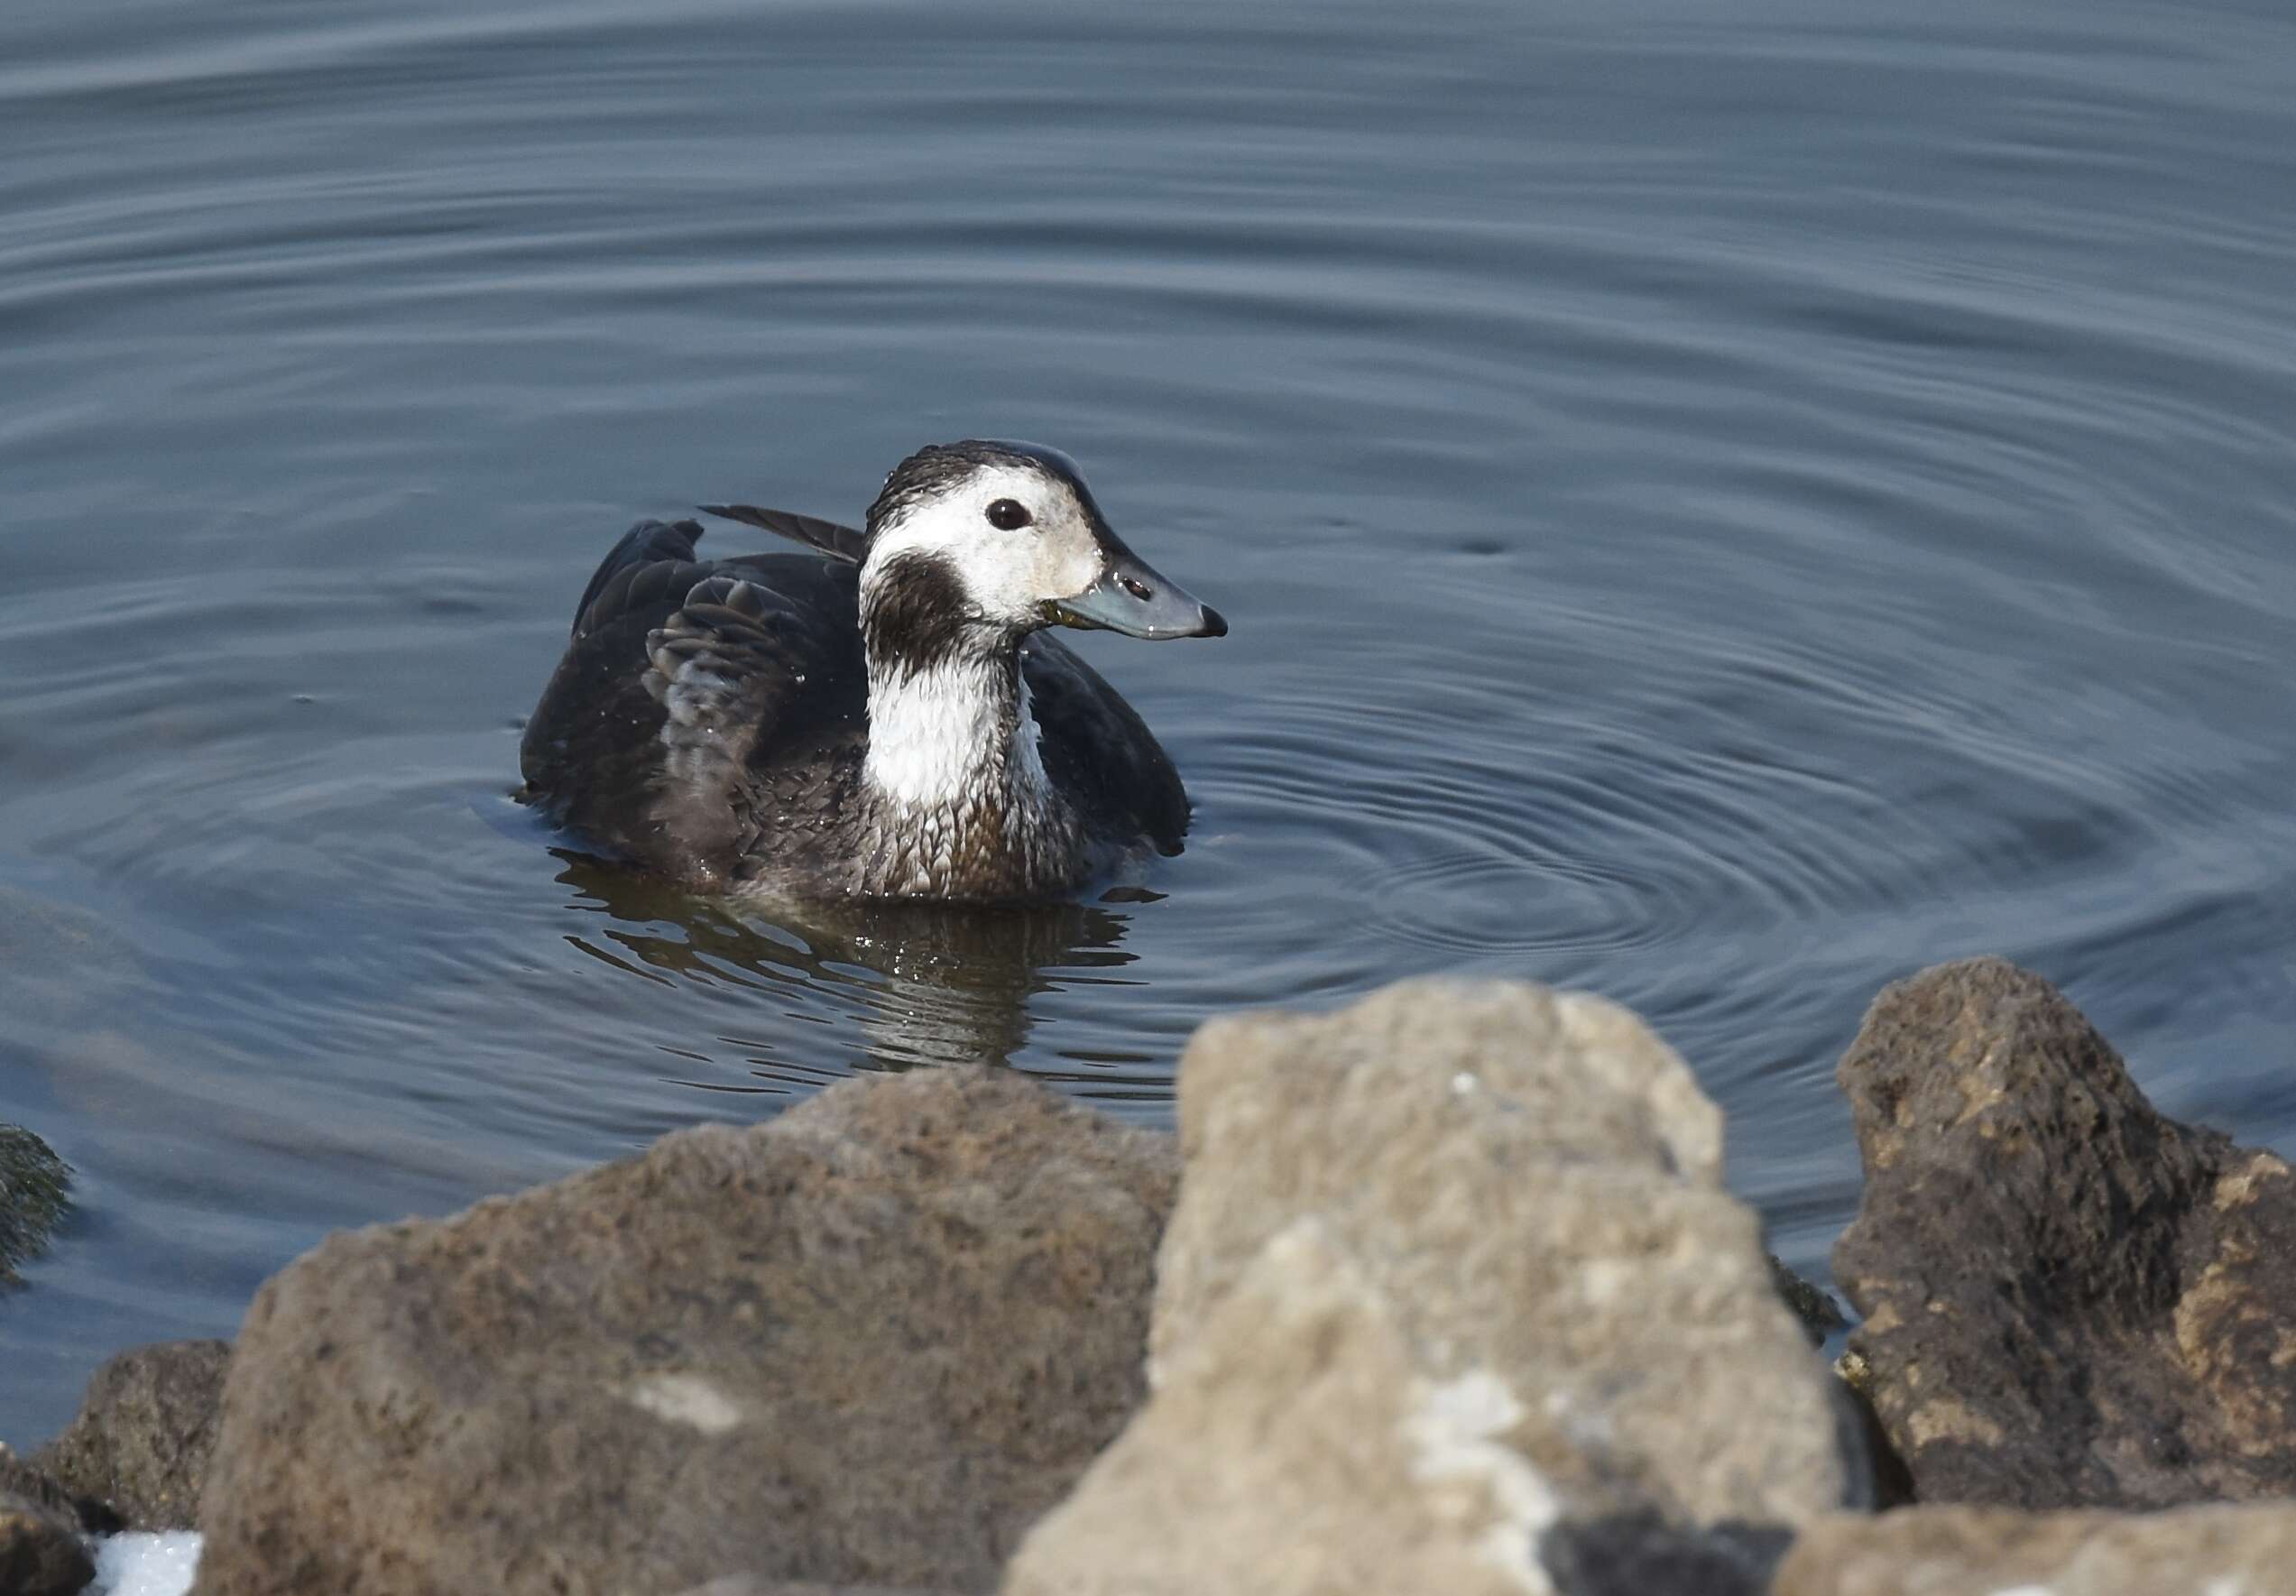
[1405,1370,1559,1593]
[626,1372,744,1435]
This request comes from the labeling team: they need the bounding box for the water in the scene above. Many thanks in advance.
[93,1532,202,1596]
[3,0,2293,1441]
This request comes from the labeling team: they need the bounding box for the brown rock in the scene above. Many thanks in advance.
[0,1486,94,1596]
[1834,956,2296,1508]
[194,1067,1176,1596]
[0,1443,120,1536]
[1775,1501,2296,1595]
[35,1340,231,1530]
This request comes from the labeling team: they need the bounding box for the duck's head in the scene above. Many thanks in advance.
[859,440,1226,662]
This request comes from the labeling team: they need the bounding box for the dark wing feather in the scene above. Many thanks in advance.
[521,522,863,881]
[698,503,870,566]
[1022,636,1193,852]
[572,518,706,637]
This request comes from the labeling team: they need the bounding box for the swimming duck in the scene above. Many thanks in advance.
[520,440,1227,902]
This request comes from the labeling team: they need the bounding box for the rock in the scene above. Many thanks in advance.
[1767,1255,1848,1344]
[1829,1353,1914,1510]
[0,1486,95,1596]
[36,1340,232,1530]
[1774,1501,2296,1595]
[0,1442,123,1536]
[1149,979,1854,1523]
[1,1123,70,1287]
[1008,1220,1571,1596]
[1833,955,2296,1508]
[1006,980,1850,1596]
[194,1067,1176,1596]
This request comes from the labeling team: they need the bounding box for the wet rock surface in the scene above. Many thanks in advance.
[1774,1501,2296,1595]
[193,1066,1176,1596]
[1833,955,2296,1508]
[0,1482,96,1596]
[36,1340,232,1531]
[1005,979,1850,1596]
[1767,1256,1848,1344]
[1,1123,71,1287]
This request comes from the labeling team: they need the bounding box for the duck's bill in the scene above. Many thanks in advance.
[1049,549,1228,640]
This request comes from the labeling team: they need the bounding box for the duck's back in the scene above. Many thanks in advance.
[520,520,870,884]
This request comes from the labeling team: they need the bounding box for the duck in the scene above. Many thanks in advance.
[519,439,1227,903]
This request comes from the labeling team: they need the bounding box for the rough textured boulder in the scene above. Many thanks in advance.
[1775,1502,2296,1594]
[36,1340,232,1530]
[1149,979,1854,1523]
[1,1442,121,1536]
[1007,980,1851,1596]
[1011,1221,1568,1596]
[1834,955,2296,1508]
[194,1068,1177,1596]
[1,1123,70,1287]
[0,1484,94,1596]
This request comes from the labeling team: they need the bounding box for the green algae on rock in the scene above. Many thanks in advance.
[0,1125,70,1288]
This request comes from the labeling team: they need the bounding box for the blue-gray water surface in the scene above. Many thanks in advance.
[3,0,2293,1439]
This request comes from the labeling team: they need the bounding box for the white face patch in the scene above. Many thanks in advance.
[863,463,1106,627]
[862,652,1048,810]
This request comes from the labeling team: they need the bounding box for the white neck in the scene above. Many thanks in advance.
[862,652,1049,812]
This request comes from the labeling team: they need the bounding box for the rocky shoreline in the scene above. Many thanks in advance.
[6,956,2295,1593]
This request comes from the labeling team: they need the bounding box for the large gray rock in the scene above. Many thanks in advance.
[0,1123,70,1287]
[193,1068,1177,1596]
[1775,1502,2296,1595]
[1012,1220,1568,1596]
[1149,979,1851,1524]
[36,1340,232,1530]
[1007,979,1849,1596]
[1834,956,2296,1508]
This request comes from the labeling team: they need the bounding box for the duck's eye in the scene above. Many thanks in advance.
[985,498,1033,531]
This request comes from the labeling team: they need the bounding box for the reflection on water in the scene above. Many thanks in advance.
[551,853,1139,1079]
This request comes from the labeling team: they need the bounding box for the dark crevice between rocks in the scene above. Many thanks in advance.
[1539,1511,1793,1596]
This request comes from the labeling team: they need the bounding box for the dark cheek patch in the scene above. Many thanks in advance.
[862,552,982,678]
